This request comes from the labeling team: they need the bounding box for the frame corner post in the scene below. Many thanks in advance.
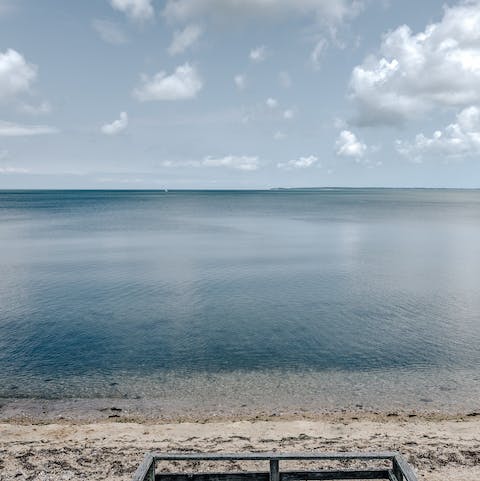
[392,456,403,481]
[147,456,156,481]
[270,459,280,481]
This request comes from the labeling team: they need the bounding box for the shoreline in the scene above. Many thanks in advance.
[3,367,479,417]
[1,396,479,424]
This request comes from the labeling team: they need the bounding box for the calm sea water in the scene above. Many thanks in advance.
[0,189,479,410]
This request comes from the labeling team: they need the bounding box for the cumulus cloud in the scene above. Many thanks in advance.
[350,1,480,126]
[335,130,367,159]
[0,120,59,136]
[133,63,202,101]
[101,111,128,135]
[250,45,267,63]
[92,18,129,45]
[266,97,278,108]
[234,74,246,90]
[396,106,480,162]
[109,0,154,21]
[278,155,319,169]
[0,49,37,101]
[168,24,203,55]
[202,155,259,171]
[163,0,362,27]
[283,109,294,120]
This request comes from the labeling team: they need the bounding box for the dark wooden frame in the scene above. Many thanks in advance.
[132,452,418,481]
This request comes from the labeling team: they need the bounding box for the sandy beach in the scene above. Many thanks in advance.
[1,405,479,481]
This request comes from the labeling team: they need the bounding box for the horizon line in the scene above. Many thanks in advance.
[1,187,480,192]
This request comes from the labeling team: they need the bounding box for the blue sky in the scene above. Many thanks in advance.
[1,0,480,188]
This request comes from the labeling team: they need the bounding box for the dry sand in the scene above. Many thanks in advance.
[1,411,479,481]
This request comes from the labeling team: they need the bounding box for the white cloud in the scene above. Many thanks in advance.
[18,100,51,115]
[234,74,246,90]
[133,63,202,101]
[163,156,260,171]
[311,38,327,69]
[0,49,37,101]
[202,155,259,171]
[101,111,128,135]
[0,120,59,136]
[266,97,278,108]
[350,1,480,126]
[162,159,198,168]
[396,106,480,162]
[278,155,319,169]
[278,71,292,88]
[163,0,362,27]
[335,129,367,159]
[283,109,294,120]
[109,0,154,21]
[273,131,285,140]
[92,18,129,45]
[168,24,203,55]
[333,117,347,129]
[0,166,30,174]
[250,45,267,63]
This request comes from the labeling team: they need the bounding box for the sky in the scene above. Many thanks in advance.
[1,0,480,189]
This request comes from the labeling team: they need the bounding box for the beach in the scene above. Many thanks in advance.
[1,408,479,481]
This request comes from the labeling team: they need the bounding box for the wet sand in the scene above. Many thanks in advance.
[0,403,479,481]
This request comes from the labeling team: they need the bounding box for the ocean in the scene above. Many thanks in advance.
[0,189,479,413]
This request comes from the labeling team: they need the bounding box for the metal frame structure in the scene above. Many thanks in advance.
[132,452,418,481]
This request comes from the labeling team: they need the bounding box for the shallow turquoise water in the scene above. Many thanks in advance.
[0,189,479,407]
